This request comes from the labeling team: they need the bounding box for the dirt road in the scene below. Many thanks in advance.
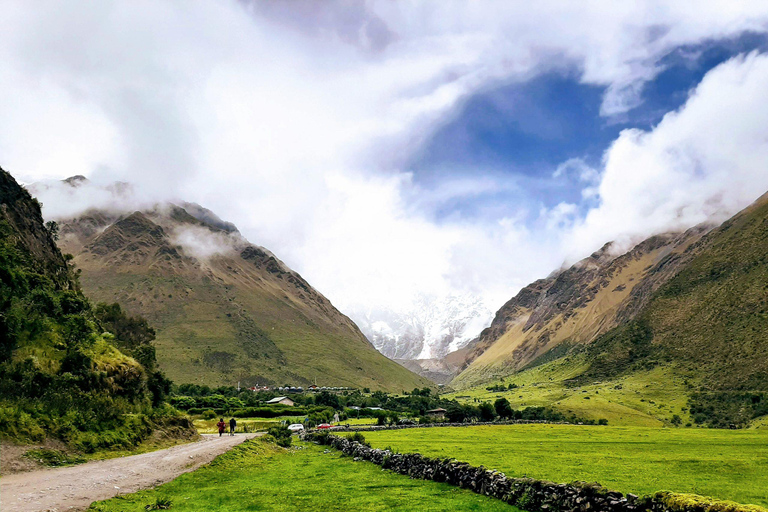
[1,433,259,512]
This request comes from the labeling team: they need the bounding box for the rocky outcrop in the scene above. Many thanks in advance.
[0,167,70,288]
[305,433,766,512]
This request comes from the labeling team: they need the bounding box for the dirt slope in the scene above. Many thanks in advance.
[0,434,258,512]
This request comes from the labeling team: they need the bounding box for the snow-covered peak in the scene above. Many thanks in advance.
[350,293,492,360]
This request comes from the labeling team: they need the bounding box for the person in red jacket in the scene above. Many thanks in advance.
[217,418,226,437]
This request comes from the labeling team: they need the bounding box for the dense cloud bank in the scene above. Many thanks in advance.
[4,1,768,329]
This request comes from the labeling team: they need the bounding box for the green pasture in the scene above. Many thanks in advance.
[339,417,378,426]
[447,360,693,427]
[365,424,768,507]
[88,438,517,512]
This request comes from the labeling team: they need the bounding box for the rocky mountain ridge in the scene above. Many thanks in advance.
[450,223,713,388]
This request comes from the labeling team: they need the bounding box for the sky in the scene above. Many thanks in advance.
[3,1,768,321]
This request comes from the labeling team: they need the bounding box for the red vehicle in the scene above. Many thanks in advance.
[317,423,332,429]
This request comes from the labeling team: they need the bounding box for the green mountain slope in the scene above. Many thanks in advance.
[55,195,429,392]
[573,193,768,425]
[0,167,186,449]
[451,226,709,389]
[449,193,768,427]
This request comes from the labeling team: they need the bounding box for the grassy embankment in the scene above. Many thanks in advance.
[365,424,768,507]
[89,438,517,512]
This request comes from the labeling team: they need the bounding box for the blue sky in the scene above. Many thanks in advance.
[410,32,768,223]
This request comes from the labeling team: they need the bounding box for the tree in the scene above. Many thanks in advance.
[371,390,387,403]
[494,397,514,419]
[45,220,59,241]
[446,403,466,423]
[479,402,497,421]
[94,303,156,350]
[315,391,341,409]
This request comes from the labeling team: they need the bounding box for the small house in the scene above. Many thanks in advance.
[426,408,446,419]
[266,396,295,407]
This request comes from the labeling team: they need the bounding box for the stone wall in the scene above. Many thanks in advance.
[303,432,767,512]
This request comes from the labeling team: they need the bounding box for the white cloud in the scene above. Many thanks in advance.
[4,1,768,347]
[567,51,768,258]
[170,225,239,262]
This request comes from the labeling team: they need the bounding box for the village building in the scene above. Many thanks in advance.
[266,396,295,407]
[426,408,446,419]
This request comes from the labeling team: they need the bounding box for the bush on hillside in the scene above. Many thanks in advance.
[266,426,292,448]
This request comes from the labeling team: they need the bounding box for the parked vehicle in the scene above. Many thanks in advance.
[287,423,305,432]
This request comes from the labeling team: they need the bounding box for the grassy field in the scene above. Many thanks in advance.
[365,424,768,507]
[446,359,693,427]
[88,438,518,512]
[339,417,379,426]
[192,417,303,434]
[193,415,379,433]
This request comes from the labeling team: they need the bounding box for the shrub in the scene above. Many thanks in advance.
[266,426,292,448]
[346,431,370,447]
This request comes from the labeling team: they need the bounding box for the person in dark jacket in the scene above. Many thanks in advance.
[229,417,237,436]
[217,418,226,437]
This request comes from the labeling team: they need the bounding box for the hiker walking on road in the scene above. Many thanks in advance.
[217,418,226,437]
[229,417,237,436]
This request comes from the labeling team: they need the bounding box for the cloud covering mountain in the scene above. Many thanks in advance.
[4,1,768,351]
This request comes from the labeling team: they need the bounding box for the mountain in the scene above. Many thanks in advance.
[447,192,768,426]
[0,167,187,448]
[48,182,430,391]
[450,225,711,388]
[353,294,492,360]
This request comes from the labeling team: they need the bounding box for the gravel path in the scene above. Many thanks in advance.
[0,433,259,512]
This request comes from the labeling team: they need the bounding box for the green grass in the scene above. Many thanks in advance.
[445,359,693,426]
[193,417,285,434]
[365,424,768,507]
[339,417,379,426]
[88,438,518,512]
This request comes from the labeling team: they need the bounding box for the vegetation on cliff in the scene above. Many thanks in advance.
[0,167,191,451]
